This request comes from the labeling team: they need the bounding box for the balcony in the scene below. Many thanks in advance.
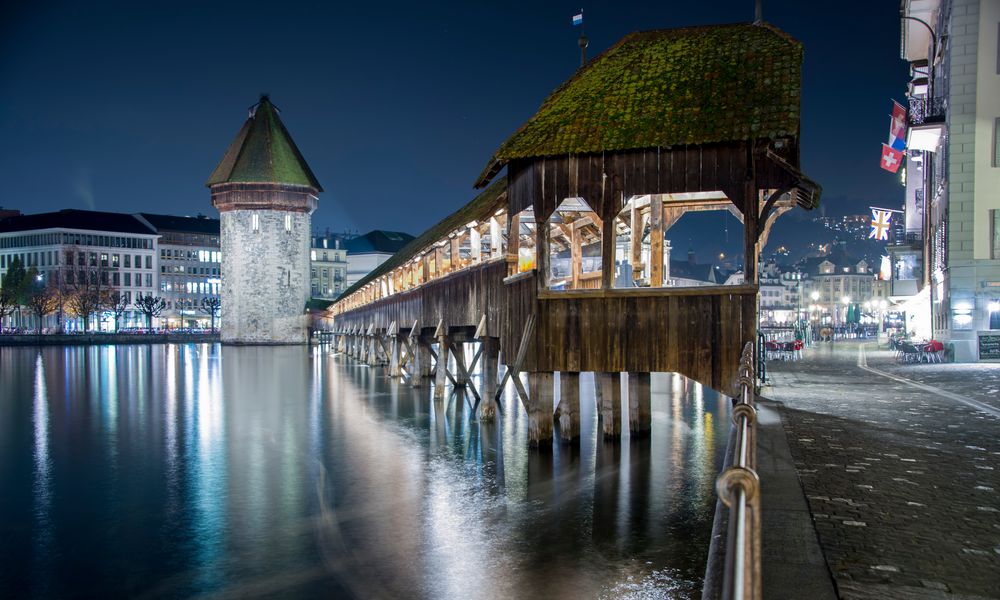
[908,96,946,126]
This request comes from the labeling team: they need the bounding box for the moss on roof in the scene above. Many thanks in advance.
[477,23,803,186]
[336,178,507,301]
[206,96,323,190]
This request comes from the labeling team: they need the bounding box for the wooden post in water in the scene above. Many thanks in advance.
[557,372,581,443]
[527,372,554,446]
[479,336,500,421]
[598,372,622,439]
[388,322,402,377]
[453,341,470,386]
[628,372,652,437]
[434,321,449,400]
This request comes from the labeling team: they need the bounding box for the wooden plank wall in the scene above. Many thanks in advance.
[334,259,508,335]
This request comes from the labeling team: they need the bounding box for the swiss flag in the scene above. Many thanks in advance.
[890,100,907,139]
[880,143,903,173]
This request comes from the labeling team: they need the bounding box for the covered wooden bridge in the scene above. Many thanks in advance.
[329,22,819,445]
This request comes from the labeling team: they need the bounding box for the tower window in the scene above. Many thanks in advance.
[252,213,260,233]
[285,214,292,232]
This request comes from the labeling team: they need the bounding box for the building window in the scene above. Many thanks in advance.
[285,214,292,232]
[252,213,260,233]
[994,118,1000,167]
[993,210,1000,259]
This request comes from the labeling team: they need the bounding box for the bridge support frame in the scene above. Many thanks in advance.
[434,333,450,400]
[478,337,500,421]
[557,372,581,443]
[598,372,622,439]
[527,371,554,446]
[628,372,652,437]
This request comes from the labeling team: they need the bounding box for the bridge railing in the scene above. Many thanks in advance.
[715,342,761,600]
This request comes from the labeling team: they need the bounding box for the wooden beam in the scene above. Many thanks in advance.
[630,202,643,279]
[649,196,664,287]
[507,212,520,276]
[571,224,582,289]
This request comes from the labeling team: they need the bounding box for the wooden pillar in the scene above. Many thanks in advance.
[627,372,652,437]
[479,337,500,421]
[450,237,460,272]
[557,372,581,443]
[630,203,643,281]
[536,213,550,290]
[598,372,622,439]
[743,147,760,286]
[507,212,521,275]
[389,335,402,376]
[412,336,432,387]
[434,335,450,400]
[368,333,380,366]
[453,341,469,385]
[527,372,554,446]
[489,216,502,258]
[470,226,482,263]
[649,196,664,287]
[570,225,582,289]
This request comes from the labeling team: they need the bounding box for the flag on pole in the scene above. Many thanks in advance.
[880,143,903,173]
[869,208,892,241]
[889,100,907,151]
[572,11,583,26]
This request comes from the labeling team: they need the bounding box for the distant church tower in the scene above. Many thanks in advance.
[206,95,321,344]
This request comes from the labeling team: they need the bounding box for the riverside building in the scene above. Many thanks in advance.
[900,0,1000,359]
[138,213,221,328]
[0,209,159,331]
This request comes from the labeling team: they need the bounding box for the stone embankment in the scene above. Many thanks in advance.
[0,333,220,346]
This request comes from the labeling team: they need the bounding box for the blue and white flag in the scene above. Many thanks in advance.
[572,11,583,26]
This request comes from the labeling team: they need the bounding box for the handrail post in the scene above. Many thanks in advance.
[717,341,762,600]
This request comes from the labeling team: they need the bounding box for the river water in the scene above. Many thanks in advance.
[0,344,728,599]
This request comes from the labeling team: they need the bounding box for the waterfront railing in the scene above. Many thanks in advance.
[716,342,762,600]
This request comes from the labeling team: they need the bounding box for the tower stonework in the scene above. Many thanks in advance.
[207,96,321,344]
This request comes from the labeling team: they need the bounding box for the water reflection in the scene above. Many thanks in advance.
[0,344,729,599]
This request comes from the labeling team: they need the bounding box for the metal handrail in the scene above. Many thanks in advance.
[716,342,762,600]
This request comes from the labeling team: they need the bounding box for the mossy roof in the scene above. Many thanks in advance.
[206,95,322,191]
[336,178,507,301]
[476,22,803,187]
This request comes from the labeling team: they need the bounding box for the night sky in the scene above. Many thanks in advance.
[1,1,908,259]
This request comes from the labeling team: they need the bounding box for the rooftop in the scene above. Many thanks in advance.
[138,213,220,235]
[343,230,416,255]
[0,209,157,235]
[206,95,322,191]
[477,22,803,186]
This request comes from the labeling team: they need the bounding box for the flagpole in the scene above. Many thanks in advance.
[578,9,589,67]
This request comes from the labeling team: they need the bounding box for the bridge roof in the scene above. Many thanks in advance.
[476,22,803,187]
[337,178,507,300]
[206,95,322,191]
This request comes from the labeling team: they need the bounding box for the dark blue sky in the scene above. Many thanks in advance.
[1,0,908,244]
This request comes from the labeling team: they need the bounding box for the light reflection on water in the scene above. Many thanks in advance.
[0,344,729,599]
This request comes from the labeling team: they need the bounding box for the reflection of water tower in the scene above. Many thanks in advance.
[207,95,321,344]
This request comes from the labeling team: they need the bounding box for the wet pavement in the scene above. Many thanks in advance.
[763,340,1000,599]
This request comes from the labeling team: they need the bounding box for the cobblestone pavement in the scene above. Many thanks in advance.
[865,345,1000,412]
[763,340,1000,599]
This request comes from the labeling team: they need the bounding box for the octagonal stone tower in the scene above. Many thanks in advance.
[207,95,321,344]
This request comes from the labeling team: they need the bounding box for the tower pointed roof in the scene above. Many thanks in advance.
[206,95,322,191]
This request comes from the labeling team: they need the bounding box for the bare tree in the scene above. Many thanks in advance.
[1,257,29,331]
[26,283,57,335]
[134,294,166,330]
[63,247,117,332]
[200,297,221,332]
[109,291,130,332]
[0,286,15,334]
